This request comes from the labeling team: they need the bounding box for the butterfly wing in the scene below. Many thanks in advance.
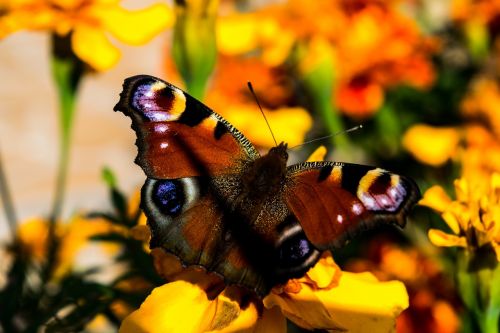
[115,76,272,295]
[141,176,274,295]
[114,75,259,179]
[284,162,420,250]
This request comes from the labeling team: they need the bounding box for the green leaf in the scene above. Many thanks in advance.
[101,167,118,188]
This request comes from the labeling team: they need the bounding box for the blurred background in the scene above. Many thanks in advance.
[1,0,500,332]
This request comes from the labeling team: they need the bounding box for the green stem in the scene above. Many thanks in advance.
[483,306,500,333]
[316,99,349,148]
[48,34,84,223]
[0,146,18,240]
[44,34,84,281]
[172,0,217,100]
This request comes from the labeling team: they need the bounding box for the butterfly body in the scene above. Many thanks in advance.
[115,75,420,297]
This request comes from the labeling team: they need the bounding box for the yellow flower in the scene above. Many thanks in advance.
[120,250,408,333]
[17,215,122,277]
[420,174,500,261]
[461,78,500,138]
[402,124,461,166]
[306,145,327,162]
[1,0,173,70]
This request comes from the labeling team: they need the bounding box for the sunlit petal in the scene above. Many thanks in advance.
[306,146,327,162]
[428,229,467,248]
[72,25,120,71]
[119,281,217,333]
[402,125,460,166]
[303,253,341,289]
[419,185,452,213]
[441,211,462,235]
[100,4,173,45]
[315,272,409,333]
[263,284,344,331]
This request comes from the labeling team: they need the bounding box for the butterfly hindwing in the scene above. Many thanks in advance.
[114,75,259,179]
[141,175,308,296]
[285,162,420,250]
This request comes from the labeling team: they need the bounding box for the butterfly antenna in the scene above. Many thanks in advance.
[247,82,278,146]
[289,125,363,150]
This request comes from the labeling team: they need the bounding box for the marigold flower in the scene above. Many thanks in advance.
[204,56,313,148]
[0,0,173,70]
[120,250,409,333]
[346,242,461,333]
[215,0,436,117]
[402,124,461,166]
[420,174,500,261]
[17,215,121,277]
[461,77,500,138]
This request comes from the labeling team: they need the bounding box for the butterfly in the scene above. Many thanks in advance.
[114,75,420,297]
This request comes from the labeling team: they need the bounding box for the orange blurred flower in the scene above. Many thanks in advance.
[346,241,461,333]
[461,77,500,137]
[206,56,313,148]
[216,0,436,117]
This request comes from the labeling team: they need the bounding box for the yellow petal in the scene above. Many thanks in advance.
[263,285,344,331]
[208,297,259,332]
[303,253,341,289]
[454,178,469,203]
[428,229,467,248]
[72,25,120,71]
[419,185,452,213]
[315,272,409,333]
[100,4,173,45]
[217,14,259,55]
[221,105,312,148]
[17,217,50,259]
[119,281,218,333]
[491,241,500,262]
[306,146,327,162]
[208,293,246,331]
[441,211,461,235]
[402,125,460,166]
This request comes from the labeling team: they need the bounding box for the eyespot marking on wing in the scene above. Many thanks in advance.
[357,168,407,212]
[131,80,186,122]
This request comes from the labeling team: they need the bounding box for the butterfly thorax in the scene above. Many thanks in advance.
[240,142,289,199]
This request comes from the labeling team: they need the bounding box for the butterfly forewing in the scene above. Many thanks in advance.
[284,162,420,250]
[114,75,259,179]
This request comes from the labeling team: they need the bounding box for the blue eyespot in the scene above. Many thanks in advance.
[279,234,314,266]
[152,180,184,216]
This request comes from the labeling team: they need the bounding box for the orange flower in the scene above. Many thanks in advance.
[461,77,500,138]
[336,76,384,117]
[205,56,313,148]
[346,242,460,333]
[216,0,436,117]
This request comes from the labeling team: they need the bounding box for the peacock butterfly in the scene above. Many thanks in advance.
[114,75,420,297]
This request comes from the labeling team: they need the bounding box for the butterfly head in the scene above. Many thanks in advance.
[268,142,289,164]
